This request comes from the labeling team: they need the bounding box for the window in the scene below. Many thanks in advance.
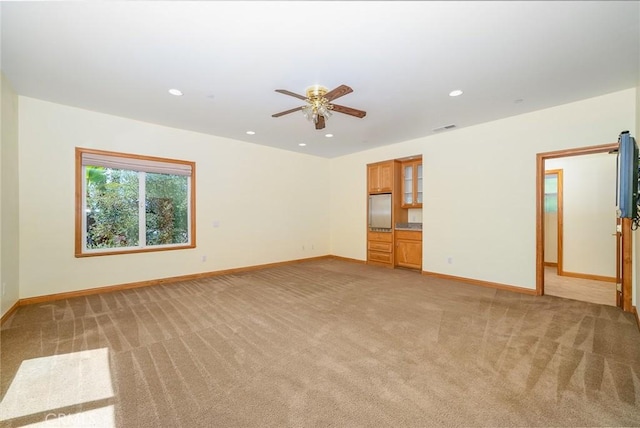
[544,174,558,213]
[75,148,196,257]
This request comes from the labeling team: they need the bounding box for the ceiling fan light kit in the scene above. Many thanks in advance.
[273,84,366,130]
[301,86,333,124]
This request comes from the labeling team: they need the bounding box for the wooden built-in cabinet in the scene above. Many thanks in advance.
[366,160,401,267]
[401,159,423,208]
[368,161,394,194]
[366,158,422,270]
[395,230,422,270]
[367,231,393,266]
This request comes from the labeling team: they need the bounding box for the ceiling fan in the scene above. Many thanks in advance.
[272,84,366,130]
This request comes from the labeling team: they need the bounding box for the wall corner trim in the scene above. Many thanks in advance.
[327,255,366,264]
[7,255,369,314]
[0,301,20,326]
[421,270,537,296]
[17,256,337,307]
[633,306,640,333]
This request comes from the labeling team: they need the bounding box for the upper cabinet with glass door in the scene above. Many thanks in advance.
[401,159,423,208]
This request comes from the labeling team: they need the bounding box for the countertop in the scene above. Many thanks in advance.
[395,222,422,231]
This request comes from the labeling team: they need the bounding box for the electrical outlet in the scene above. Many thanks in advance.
[2,282,6,296]
[302,245,305,250]
[201,255,207,262]
[447,257,453,265]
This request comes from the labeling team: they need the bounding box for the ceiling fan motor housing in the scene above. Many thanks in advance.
[306,85,328,100]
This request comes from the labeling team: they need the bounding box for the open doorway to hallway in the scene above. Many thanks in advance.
[542,156,617,306]
[536,142,630,309]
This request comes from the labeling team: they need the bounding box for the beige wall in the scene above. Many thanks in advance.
[546,154,617,278]
[330,140,425,261]
[330,88,636,290]
[1,72,20,316]
[17,97,331,299]
[7,88,638,307]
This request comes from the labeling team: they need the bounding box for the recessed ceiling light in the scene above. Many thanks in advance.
[298,143,307,147]
[514,98,524,104]
[168,89,183,96]
[246,131,255,135]
[449,90,463,97]
[325,134,334,138]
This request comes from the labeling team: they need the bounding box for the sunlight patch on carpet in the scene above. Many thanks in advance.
[0,348,114,422]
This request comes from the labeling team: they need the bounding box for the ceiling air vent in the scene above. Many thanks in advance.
[432,124,457,132]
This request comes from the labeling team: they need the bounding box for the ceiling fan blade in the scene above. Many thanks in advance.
[275,89,307,101]
[331,104,367,118]
[315,115,326,130]
[324,85,353,102]
[272,106,304,117]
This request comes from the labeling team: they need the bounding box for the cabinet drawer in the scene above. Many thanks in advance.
[395,230,422,241]
[368,250,393,264]
[368,231,393,242]
[368,241,392,252]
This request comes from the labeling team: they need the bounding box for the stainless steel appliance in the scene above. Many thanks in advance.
[368,193,392,230]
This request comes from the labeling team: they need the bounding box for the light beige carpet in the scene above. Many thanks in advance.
[1,259,640,427]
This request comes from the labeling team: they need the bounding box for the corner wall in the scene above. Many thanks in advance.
[330,89,636,290]
[18,97,331,299]
[10,88,639,303]
[1,72,20,317]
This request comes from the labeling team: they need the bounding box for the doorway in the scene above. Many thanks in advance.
[536,143,631,311]
[543,169,563,273]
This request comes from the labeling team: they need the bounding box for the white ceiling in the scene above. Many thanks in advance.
[2,1,639,158]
